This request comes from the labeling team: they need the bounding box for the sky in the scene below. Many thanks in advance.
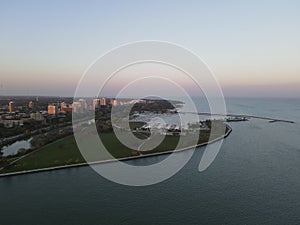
[0,0,300,97]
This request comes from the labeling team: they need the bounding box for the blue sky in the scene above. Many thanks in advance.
[0,0,299,97]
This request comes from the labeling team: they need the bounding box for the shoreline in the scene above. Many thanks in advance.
[0,125,232,178]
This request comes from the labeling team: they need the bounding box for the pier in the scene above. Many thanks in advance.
[179,112,295,124]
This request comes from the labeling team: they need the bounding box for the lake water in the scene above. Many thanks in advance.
[1,138,32,156]
[0,98,299,225]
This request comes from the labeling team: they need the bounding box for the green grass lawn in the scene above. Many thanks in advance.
[1,135,84,173]
[1,121,228,174]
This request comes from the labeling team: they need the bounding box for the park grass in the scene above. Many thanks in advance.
[0,121,228,174]
[1,135,84,173]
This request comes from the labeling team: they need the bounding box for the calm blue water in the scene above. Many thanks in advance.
[0,98,299,225]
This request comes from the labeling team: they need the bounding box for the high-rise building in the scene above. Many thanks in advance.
[48,104,56,115]
[100,98,106,106]
[78,99,87,109]
[8,101,14,112]
[72,102,81,113]
[28,101,33,109]
[93,98,100,109]
[110,99,117,106]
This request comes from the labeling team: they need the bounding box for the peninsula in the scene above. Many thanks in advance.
[0,97,231,176]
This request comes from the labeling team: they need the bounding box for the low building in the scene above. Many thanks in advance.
[0,119,24,128]
[60,102,72,113]
[30,112,44,121]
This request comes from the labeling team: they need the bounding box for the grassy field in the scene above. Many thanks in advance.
[0,133,179,173]
[0,121,228,174]
[1,135,84,173]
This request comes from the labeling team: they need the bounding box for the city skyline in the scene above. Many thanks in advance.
[1,0,300,97]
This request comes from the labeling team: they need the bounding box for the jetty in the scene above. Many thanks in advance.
[179,112,295,124]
